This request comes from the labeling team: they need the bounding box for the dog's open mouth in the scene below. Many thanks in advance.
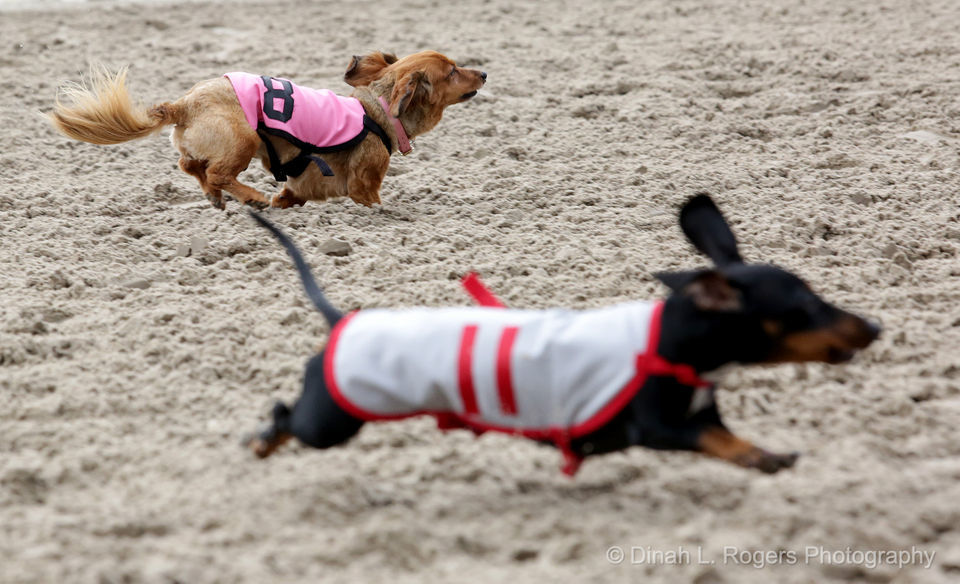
[460,90,478,101]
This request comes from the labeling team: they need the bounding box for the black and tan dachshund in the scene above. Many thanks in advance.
[244,194,880,475]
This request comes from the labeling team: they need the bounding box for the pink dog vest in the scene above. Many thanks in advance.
[324,277,711,475]
[224,72,392,180]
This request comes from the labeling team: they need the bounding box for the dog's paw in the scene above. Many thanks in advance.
[240,422,292,459]
[736,448,799,474]
[246,436,276,458]
[271,192,306,209]
[206,193,226,210]
[244,199,270,211]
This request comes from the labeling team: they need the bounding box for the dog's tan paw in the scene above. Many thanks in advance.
[206,194,226,210]
[271,191,306,209]
[244,199,269,211]
[735,448,799,474]
[241,426,292,459]
[247,437,275,458]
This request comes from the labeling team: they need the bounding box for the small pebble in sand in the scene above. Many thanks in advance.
[190,236,208,256]
[318,238,352,257]
[122,278,151,290]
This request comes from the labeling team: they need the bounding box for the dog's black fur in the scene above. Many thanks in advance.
[246,194,880,473]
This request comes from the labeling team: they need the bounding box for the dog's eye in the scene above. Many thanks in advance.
[447,67,457,78]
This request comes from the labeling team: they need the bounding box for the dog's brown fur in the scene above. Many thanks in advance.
[47,52,486,209]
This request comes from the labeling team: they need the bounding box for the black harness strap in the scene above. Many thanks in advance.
[259,129,290,182]
[307,155,335,176]
[258,115,393,183]
[363,115,393,155]
[258,134,334,181]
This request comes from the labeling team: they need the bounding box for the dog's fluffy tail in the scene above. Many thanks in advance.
[248,211,345,329]
[46,65,179,145]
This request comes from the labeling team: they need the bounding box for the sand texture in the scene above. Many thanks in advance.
[2,0,960,582]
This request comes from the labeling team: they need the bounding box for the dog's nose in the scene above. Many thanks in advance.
[480,71,487,83]
[853,319,882,347]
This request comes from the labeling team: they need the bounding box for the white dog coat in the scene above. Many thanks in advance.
[323,277,710,475]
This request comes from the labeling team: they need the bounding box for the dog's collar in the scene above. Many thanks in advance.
[377,96,413,156]
[644,353,713,388]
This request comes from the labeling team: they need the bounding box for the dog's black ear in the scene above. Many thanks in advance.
[679,193,743,267]
[655,269,742,312]
[344,52,398,87]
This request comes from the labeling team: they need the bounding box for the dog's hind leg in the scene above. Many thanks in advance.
[178,156,226,210]
[208,170,271,209]
[246,401,294,458]
[169,79,269,209]
[246,353,364,458]
[205,139,270,209]
[180,150,268,209]
[287,353,364,448]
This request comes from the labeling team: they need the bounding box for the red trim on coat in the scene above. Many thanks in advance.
[562,303,664,438]
[495,326,520,415]
[457,325,481,415]
[325,312,432,422]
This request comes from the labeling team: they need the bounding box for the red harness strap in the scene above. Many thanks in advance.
[552,430,584,477]
[461,272,506,308]
[646,355,712,388]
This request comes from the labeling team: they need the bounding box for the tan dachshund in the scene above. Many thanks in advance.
[47,51,486,209]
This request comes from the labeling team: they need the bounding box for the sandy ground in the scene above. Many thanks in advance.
[2,0,960,582]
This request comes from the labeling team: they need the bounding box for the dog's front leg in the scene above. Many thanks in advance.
[346,169,384,206]
[347,152,390,207]
[697,426,799,474]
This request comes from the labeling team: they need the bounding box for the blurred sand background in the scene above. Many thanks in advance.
[2,0,960,582]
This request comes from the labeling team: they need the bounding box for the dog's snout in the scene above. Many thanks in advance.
[848,316,881,349]
[480,71,487,83]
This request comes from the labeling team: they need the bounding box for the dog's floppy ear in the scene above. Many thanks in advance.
[679,193,743,267]
[344,51,398,87]
[655,269,742,312]
[389,70,432,117]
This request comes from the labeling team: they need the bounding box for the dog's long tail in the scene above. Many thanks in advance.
[248,211,345,329]
[46,65,180,145]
